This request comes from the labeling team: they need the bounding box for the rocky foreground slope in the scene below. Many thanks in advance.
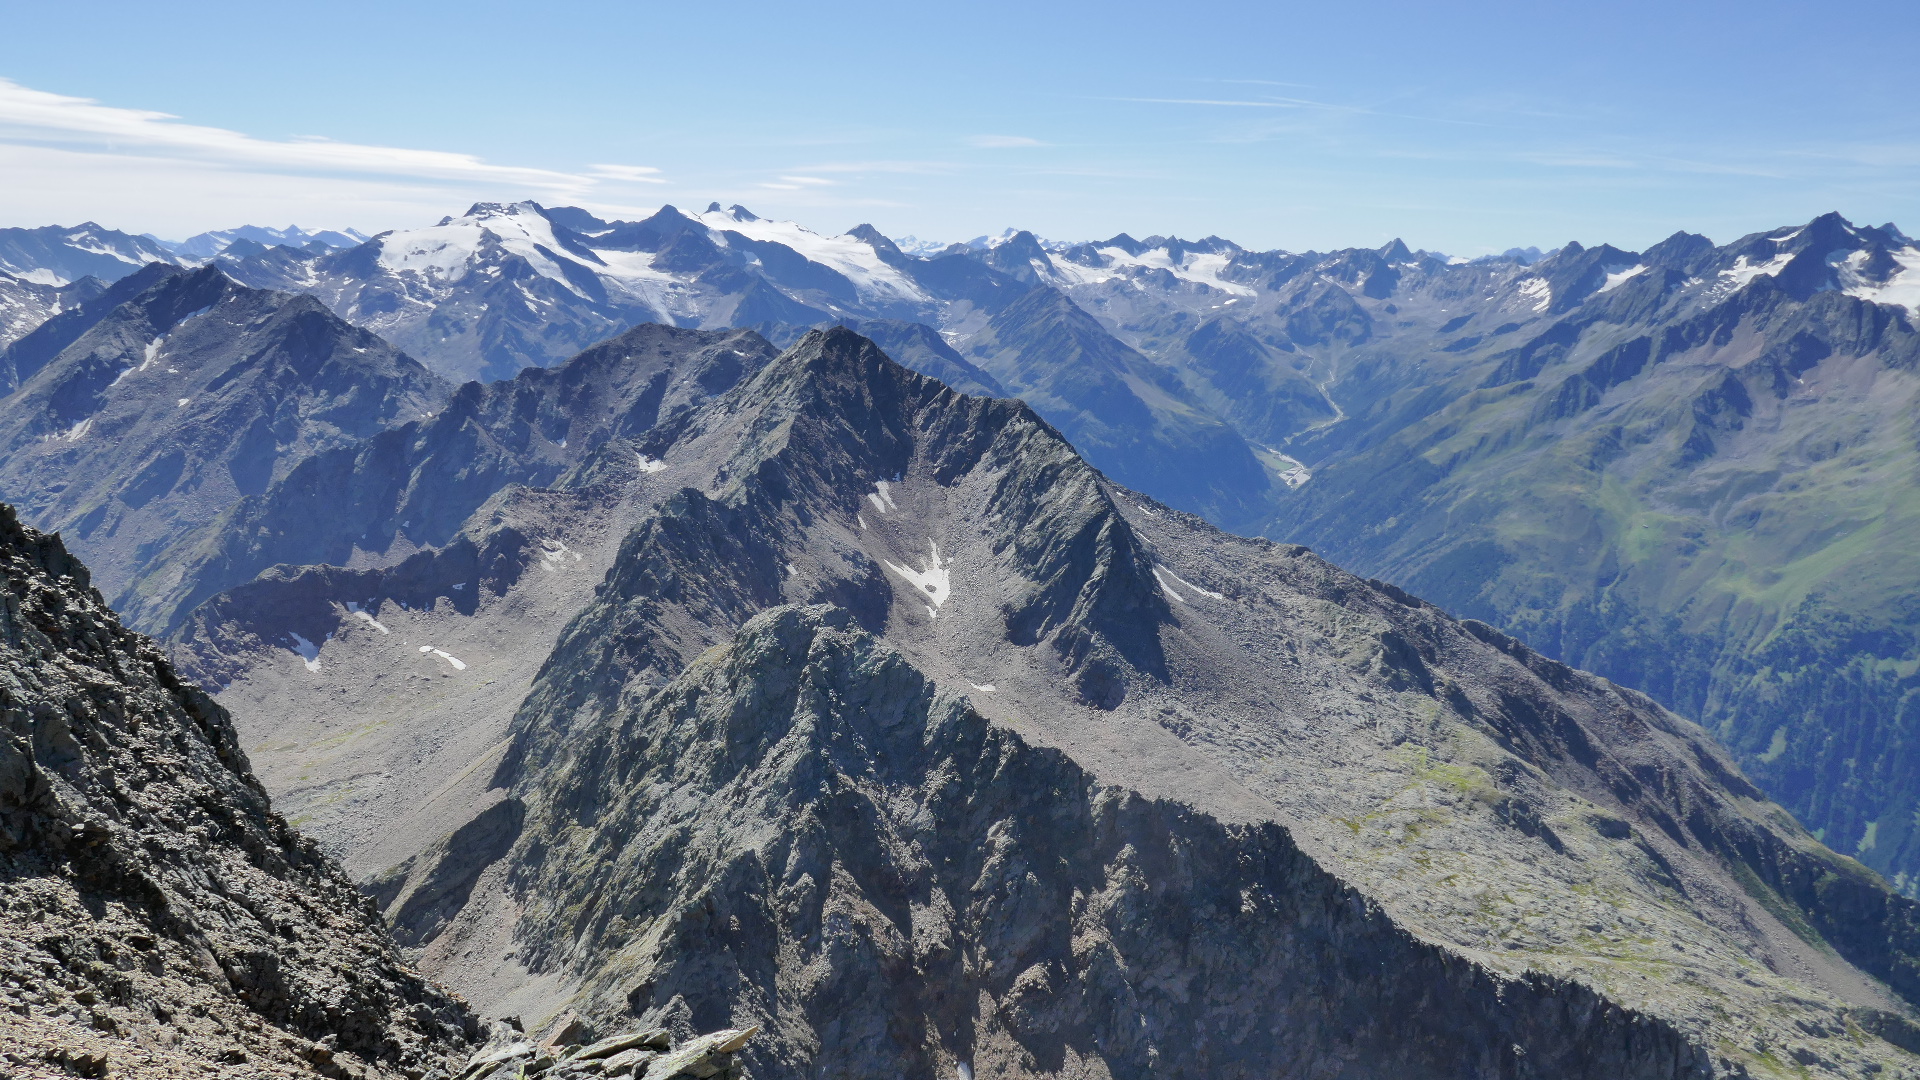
[180,328,1920,1078]
[0,503,476,1077]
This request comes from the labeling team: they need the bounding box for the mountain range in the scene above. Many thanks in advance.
[149,325,1920,1078]
[5,203,1920,1075]
[162,224,370,259]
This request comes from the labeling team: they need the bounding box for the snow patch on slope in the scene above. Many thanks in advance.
[1598,265,1647,293]
[1842,247,1920,315]
[377,202,589,296]
[288,632,322,672]
[1517,277,1551,312]
[884,539,951,619]
[1718,252,1795,292]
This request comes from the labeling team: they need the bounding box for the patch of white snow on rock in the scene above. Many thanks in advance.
[1844,247,1920,315]
[287,632,322,673]
[346,603,391,635]
[1154,565,1224,604]
[417,645,468,671]
[1717,252,1795,292]
[884,539,951,619]
[1598,265,1647,293]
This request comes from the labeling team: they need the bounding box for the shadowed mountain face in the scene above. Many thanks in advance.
[0,271,104,354]
[500,604,1713,1080]
[0,503,475,1077]
[963,286,1278,532]
[169,328,1920,1079]
[118,320,776,636]
[0,265,450,615]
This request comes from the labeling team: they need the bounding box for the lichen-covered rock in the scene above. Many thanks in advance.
[0,503,476,1075]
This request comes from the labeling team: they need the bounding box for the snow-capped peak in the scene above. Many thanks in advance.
[890,235,951,257]
[377,201,598,294]
[964,228,1025,251]
[692,206,928,303]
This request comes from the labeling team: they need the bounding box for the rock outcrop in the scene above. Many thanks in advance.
[454,1022,754,1080]
[0,503,475,1076]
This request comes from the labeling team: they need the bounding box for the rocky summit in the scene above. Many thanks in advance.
[168,327,1920,1078]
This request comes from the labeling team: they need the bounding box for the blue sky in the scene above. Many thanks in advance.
[0,0,1914,254]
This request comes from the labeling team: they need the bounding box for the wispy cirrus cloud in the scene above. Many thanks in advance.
[0,78,594,192]
[0,77,664,233]
[968,134,1046,148]
[1105,92,1498,133]
[588,164,667,184]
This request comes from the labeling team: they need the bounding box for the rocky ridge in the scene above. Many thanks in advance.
[491,604,1718,1079]
[190,328,1920,1078]
[0,502,476,1077]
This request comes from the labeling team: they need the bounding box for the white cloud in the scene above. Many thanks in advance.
[0,77,603,234]
[968,135,1045,148]
[778,175,835,186]
[589,163,667,183]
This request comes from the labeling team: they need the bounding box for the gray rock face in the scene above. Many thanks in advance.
[238,328,1919,1078]
[0,503,475,1076]
[503,604,1711,1080]
[451,1022,751,1080]
[0,265,450,617]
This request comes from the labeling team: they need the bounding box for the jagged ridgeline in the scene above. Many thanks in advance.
[0,503,475,1077]
[235,328,1920,1079]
